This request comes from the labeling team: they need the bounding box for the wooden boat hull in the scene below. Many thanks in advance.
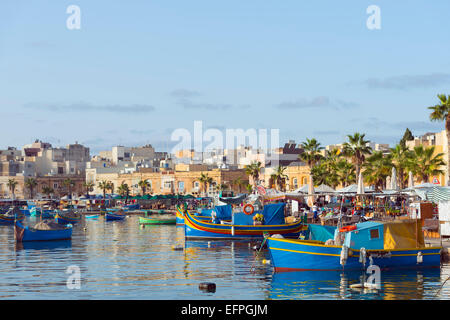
[139,216,176,225]
[55,213,81,224]
[184,209,306,240]
[14,220,72,242]
[0,214,25,225]
[105,213,126,221]
[175,207,222,226]
[267,237,442,272]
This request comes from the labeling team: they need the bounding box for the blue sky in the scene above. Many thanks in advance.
[1,1,449,154]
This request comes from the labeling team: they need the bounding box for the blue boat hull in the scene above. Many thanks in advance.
[184,209,306,240]
[55,213,81,224]
[14,220,72,242]
[105,213,125,221]
[267,237,442,272]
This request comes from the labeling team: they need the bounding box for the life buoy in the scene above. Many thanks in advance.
[243,204,254,215]
[339,225,357,233]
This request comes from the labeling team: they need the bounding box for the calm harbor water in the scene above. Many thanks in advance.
[1,215,450,300]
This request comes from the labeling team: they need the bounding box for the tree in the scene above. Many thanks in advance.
[118,182,130,204]
[428,94,450,184]
[299,138,324,190]
[245,183,253,194]
[7,179,18,199]
[138,179,151,196]
[107,182,115,195]
[363,151,393,191]
[409,145,446,183]
[244,161,262,187]
[270,166,288,191]
[342,132,372,179]
[399,128,414,147]
[232,177,246,194]
[42,186,54,199]
[83,182,94,197]
[24,178,38,199]
[63,178,75,200]
[335,159,356,187]
[390,144,414,189]
[98,180,111,201]
[199,173,213,196]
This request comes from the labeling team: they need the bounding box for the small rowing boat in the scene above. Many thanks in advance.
[14,219,72,242]
[0,207,25,225]
[55,210,81,224]
[105,210,126,221]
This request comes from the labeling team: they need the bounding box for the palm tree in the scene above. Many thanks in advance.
[63,178,75,200]
[409,145,446,183]
[342,132,372,179]
[245,183,253,194]
[42,186,54,199]
[299,138,324,190]
[244,161,262,187]
[138,179,151,196]
[7,179,18,199]
[363,151,393,191]
[428,94,450,183]
[199,173,214,196]
[107,182,115,195]
[118,182,130,204]
[335,159,356,187]
[390,144,413,189]
[24,178,38,199]
[271,165,288,191]
[83,182,94,197]
[232,177,246,194]
[98,180,111,201]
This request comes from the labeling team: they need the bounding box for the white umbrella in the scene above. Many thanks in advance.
[391,167,398,190]
[357,172,365,195]
[408,171,414,188]
[307,175,315,207]
[386,176,391,190]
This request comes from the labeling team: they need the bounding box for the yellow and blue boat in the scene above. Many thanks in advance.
[184,203,306,240]
[267,220,441,271]
[176,206,219,225]
[55,210,81,224]
[0,207,25,225]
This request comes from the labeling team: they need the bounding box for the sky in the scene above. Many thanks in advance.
[1,1,450,155]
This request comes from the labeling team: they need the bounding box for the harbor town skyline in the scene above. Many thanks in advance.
[1,1,450,153]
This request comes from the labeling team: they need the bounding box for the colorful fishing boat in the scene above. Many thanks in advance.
[55,210,82,224]
[0,207,25,225]
[29,206,41,217]
[14,219,72,242]
[123,203,140,211]
[175,206,227,225]
[184,203,306,240]
[105,210,126,221]
[139,216,176,225]
[267,220,442,272]
[85,214,99,219]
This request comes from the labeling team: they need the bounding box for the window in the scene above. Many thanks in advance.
[293,178,298,188]
[53,183,58,189]
[370,229,379,240]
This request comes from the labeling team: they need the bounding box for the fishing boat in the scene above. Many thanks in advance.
[123,203,140,211]
[29,206,41,217]
[139,216,176,225]
[105,210,126,221]
[55,210,82,224]
[85,214,99,219]
[267,220,442,272]
[14,219,72,242]
[175,206,227,225]
[0,207,25,225]
[184,203,306,240]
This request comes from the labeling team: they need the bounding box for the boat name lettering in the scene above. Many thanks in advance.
[369,251,391,258]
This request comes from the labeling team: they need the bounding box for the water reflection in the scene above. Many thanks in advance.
[1,215,450,299]
[269,267,442,300]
